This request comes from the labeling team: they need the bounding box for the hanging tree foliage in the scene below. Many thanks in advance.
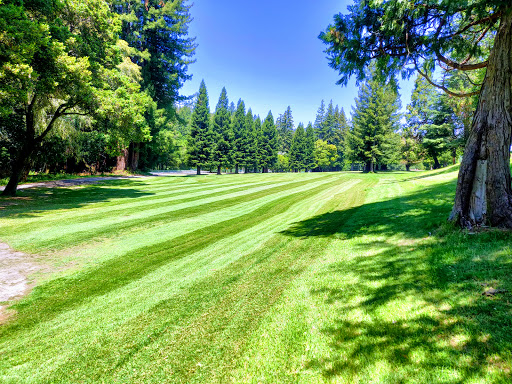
[321,0,512,229]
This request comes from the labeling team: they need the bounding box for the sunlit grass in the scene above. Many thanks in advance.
[0,168,511,383]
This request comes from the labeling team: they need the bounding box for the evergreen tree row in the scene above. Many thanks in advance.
[188,81,279,174]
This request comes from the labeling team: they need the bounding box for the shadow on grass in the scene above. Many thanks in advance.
[0,179,154,218]
[281,180,456,240]
[281,176,512,382]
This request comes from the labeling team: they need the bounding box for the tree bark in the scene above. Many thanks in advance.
[196,165,201,175]
[217,165,221,175]
[432,155,440,169]
[116,148,129,171]
[2,147,32,196]
[450,10,512,228]
[235,164,239,174]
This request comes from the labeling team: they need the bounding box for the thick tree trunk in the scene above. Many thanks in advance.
[217,165,221,175]
[406,164,411,172]
[129,142,140,171]
[196,165,201,175]
[116,148,129,171]
[432,156,440,170]
[450,11,512,228]
[235,164,239,174]
[2,149,32,196]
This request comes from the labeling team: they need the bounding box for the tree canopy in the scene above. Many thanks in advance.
[321,0,512,228]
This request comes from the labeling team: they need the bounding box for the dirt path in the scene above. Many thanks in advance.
[0,243,44,323]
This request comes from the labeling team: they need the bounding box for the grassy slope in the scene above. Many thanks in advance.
[0,170,510,383]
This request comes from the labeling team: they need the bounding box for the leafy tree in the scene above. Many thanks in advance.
[231,99,247,174]
[314,140,337,172]
[289,123,306,172]
[211,87,233,174]
[258,112,278,173]
[0,0,151,195]
[187,80,211,175]
[320,0,512,228]
[400,126,423,171]
[111,0,196,170]
[348,69,401,172]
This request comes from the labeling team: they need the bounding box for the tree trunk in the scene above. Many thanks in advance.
[116,148,129,171]
[2,148,32,196]
[196,165,201,175]
[129,142,140,171]
[432,156,440,169]
[217,165,221,175]
[235,164,239,174]
[406,164,411,172]
[450,10,512,228]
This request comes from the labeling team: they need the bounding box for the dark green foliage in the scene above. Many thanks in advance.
[276,106,294,153]
[348,69,401,172]
[319,0,499,87]
[258,112,278,173]
[112,0,196,110]
[304,123,316,171]
[243,109,259,173]
[231,99,248,173]
[407,75,461,169]
[289,123,306,171]
[188,80,212,173]
[211,88,233,173]
[313,100,326,139]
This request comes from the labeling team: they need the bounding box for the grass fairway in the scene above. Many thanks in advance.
[0,169,511,383]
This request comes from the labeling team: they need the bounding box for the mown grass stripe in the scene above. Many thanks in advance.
[44,178,374,383]
[2,176,346,332]
[22,174,336,251]
[0,179,283,236]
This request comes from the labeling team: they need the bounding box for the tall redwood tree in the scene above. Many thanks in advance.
[321,1,512,228]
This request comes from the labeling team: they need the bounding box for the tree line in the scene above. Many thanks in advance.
[0,0,195,195]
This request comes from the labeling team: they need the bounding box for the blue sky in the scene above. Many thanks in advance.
[180,0,414,125]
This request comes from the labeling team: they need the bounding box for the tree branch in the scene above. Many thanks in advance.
[436,51,488,70]
[415,62,481,98]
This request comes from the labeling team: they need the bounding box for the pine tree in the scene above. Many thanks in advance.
[228,101,236,116]
[321,100,337,143]
[304,123,316,171]
[276,106,294,153]
[258,112,278,173]
[244,109,258,172]
[320,0,512,227]
[314,100,326,139]
[211,87,233,174]
[349,69,401,172]
[187,80,211,174]
[289,123,306,171]
[112,0,196,110]
[253,116,263,172]
[231,99,247,174]
[407,74,459,169]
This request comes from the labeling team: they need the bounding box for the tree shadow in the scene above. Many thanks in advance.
[0,179,154,218]
[281,180,456,240]
[280,177,512,382]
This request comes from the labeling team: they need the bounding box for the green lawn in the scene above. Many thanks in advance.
[0,170,511,383]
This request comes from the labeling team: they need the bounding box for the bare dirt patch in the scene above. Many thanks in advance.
[0,243,46,323]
